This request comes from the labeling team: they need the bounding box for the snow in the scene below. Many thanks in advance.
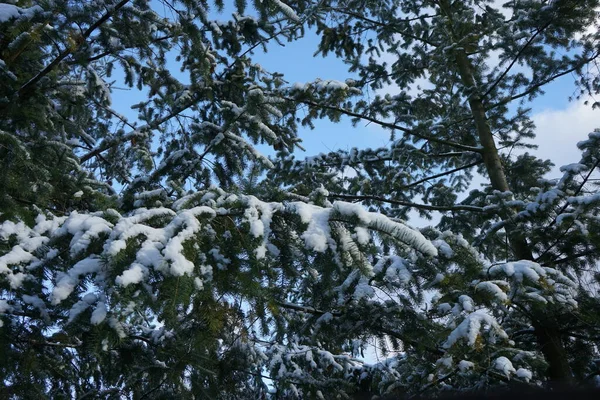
[559,163,587,173]
[293,203,332,252]
[443,310,508,349]
[163,207,216,276]
[56,213,113,256]
[291,78,360,95]
[108,317,127,339]
[458,295,474,312]
[116,263,146,286]
[354,227,370,244]
[0,4,42,23]
[458,360,474,372]
[516,368,532,381]
[52,257,102,304]
[489,260,544,284]
[273,0,300,22]
[494,356,516,377]
[373,255,412,285]
[437,303,452,313]
[489,260,577,307]
[68,299,91,323]
[432,239,454,258]
[475,281,508,302]
[354,276,375,299]
[332,201,437,256]
[0,243,38,289]
[22,295,49,321]
[91,301,107,325]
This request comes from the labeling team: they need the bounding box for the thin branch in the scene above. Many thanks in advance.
[408,370,457,398]
[325,7,440,47]
[285,96,483,153]
[488,51,600,111]
[482,20,553,101]
[28,339,81,348]
[77,34,176,64]
[139,377,169,400]
[80,94,202,163]
[328,193,487,212]
[276,301,341,316]
[547,250,597,266]
[18,0,132,97]
[398,159,482,190]
[375,325,444,356]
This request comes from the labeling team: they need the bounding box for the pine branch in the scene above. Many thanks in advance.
[328,193,487,213]
[18,0,132,97]
[80,95,201,163]
[285,96,483,153]
[276,301,341,316]
[325,7,440,47]
[482,20,553,101]
[398,159,482,190]
[535,157,600,263]
[276,302,444,356]
[488,50,600,111]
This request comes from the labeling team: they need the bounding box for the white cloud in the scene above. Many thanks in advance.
[531,100,599,177]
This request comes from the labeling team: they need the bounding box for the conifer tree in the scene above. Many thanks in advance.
[1,0,600,399]
[269,0,600,394]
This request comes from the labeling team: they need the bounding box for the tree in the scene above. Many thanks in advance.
[270,0,600,393]
[1,0,600,399]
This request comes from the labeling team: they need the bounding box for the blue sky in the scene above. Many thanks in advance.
[111,2,599,182]
[247,26,595,179]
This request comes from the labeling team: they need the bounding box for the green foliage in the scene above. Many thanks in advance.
[2,0,600,399]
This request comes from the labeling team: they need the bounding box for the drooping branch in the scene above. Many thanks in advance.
[328,193,487,213]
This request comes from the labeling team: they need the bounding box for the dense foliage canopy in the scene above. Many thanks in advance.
[1,0,600,398]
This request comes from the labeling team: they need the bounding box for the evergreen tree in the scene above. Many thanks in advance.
[1,0,600,399]
[269,0,600,395]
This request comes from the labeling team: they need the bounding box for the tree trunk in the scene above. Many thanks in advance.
[454,48,573,384]
[437,0,573,384]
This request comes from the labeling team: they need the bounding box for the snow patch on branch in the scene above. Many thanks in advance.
[273,0,300,22]
[444,310,508,349]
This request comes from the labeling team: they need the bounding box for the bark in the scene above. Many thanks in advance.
[437,0,573,384]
